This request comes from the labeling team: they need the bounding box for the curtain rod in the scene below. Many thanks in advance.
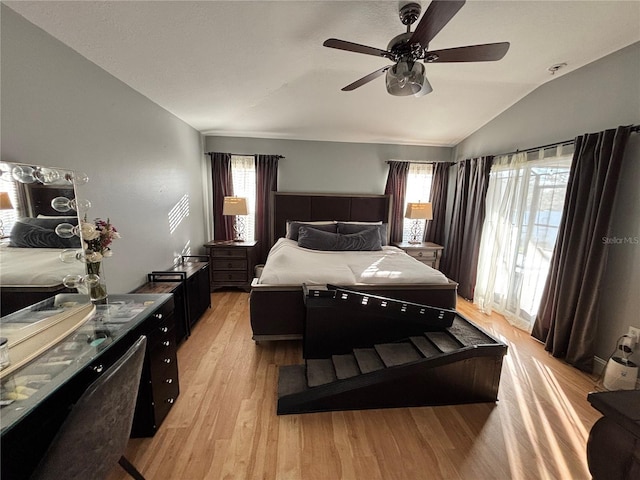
[494,124,639,159]
[205,152,285,159]
[386,160,449,164]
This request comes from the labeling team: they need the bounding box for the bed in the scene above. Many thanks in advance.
[249,192,458,341]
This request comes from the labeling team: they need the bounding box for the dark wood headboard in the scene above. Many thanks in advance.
[270,192,392,247]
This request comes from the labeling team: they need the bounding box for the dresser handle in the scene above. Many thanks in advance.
[162,340,171,347]
[227,262,233,268]
[160,327,169,333]
[163,358,171,364]
[418,251,423,257]
[92,364,104,374]
[165,378,173,384]
[154,313,164,320]
[166,398,175,404]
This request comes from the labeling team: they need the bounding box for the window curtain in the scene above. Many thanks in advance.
[531,126,632,372]
[424,162,453,245]
[209,152,234,241]
[255,154,279,265]
[440,156,493,300]
[385,161,410,244]
[474,148,573,331]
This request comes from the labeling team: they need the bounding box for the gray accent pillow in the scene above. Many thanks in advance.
[286,222,337,241]
[19,216,78,230]
[9,220,81,248]
[337,223,388,246]
[298,225,382,251]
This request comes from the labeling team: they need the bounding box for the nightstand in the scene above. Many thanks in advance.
[204,240,257,291]
[392,241,444,270]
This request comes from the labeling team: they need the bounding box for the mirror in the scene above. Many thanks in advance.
[0,162,88,316]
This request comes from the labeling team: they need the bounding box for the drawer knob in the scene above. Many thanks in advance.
[418,251,423,257]
[160,327,169,333]
[162,340,171,347]
[227,262,233,268]
[163,358,172,364]
[154,313,164,320]
[166,398,175,404]
[165,378,173,384]
[92,364,104,374]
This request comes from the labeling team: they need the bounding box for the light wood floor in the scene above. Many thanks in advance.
[108,292,604,480]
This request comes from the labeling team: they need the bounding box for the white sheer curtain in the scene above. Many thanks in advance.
[402,163,433,243]
[230,155,256,241]
[474,145,573,331]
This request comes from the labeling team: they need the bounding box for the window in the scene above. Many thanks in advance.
[402,163,433,243]
[474,145,573,331]
[230,155,256,241]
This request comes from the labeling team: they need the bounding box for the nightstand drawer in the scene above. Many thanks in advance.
[213,271,247,283]
[406,249,437,261]
[213,259,247,271]
[212,248,247,259]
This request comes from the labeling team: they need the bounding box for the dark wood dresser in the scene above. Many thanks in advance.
[204,240,257,291]
[147,255,211,334]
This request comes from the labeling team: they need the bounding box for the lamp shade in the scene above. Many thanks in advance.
[222,196,248,216]
[0,192,13,210]
[405,202,432,220]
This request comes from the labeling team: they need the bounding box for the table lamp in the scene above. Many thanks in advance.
[404,202,432,244]
[0,192,14,237]
[223,196,248,242]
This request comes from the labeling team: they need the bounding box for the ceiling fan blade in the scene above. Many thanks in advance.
[427,42,510,62]
[342,66,391,91]
[410,0,466,49]
[323,38,391,58]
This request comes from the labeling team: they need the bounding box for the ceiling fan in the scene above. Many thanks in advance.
[323,1,510,97]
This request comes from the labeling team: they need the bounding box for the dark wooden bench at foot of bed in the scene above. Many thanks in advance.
[249,280,458,342]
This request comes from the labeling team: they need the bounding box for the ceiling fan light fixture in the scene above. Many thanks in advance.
[386,61,431,97]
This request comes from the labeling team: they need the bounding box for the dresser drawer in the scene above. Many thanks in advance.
[213,259,247,271]
[212,248,247,259]
[213,271,247,283]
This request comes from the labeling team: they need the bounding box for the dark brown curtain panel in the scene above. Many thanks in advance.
[440,156,493,300]
[209,152,234,241]
[255,154,279,264]
[384,161,410,244]
[424,162,453,245]
[531,126,632,372]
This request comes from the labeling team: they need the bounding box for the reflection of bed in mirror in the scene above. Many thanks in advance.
[0,163,85,315]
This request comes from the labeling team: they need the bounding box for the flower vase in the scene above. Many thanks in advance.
[86,261,108,304]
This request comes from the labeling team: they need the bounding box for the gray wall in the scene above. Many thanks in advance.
[206,136,452,194]
[1,5,207,293]
[455,42,640,364]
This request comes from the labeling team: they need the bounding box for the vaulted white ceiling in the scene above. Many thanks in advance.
[5,1,640,146]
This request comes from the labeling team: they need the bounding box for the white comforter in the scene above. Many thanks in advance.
[258,238,449,285]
